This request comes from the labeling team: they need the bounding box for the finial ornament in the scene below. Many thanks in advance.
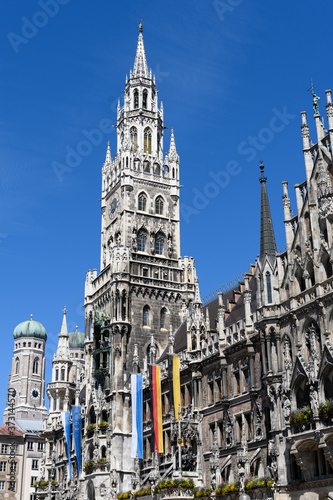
[62,306,68,315]
[307,79,320,116]
[30,314,33,320]
[139,20,143,33]
[259,157,267,183]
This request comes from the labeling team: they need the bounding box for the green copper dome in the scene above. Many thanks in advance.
[13,317,47,341]
[69,328,85,349]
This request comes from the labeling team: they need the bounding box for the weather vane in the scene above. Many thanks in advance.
[307,79,320,116]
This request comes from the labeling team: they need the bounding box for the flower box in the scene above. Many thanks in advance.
[289,406,312,426]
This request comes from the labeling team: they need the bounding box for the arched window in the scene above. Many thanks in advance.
[134,89,139,108]
[155,196,164,215]
[137,231,147,252]
[138,192,147,211]
[130,127,138,153]
[155,233,164,255]
[61,368,65,381]
[55,369,59,381]
[143,90,148,109]
[144,128,152,154]
[160,308,167,329]
[15,358,19,375]
[33,358,39,374]
[266,272,272,303]
[143,305,150,327]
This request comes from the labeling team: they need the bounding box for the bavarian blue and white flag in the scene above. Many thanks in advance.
[61,411,72,480]
[72,406,82,474]
[131,374,143,459]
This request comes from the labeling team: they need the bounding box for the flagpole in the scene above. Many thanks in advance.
[178,404,182,471]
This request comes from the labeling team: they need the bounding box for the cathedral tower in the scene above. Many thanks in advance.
[4,316,47,423]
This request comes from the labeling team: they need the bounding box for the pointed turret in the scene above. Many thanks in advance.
[105,141,112,164]
[55,307,70,359]
[169,129,178,162]
[259,160,277,262]
[132,21,149,78]
[193,276,202,305]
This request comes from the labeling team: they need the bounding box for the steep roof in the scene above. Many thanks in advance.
[158,273,257,361]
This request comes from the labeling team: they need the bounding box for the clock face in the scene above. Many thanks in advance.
[31,388,40,400]
[109,194,119,219]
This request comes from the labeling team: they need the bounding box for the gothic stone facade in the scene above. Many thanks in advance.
[35,24,333,500]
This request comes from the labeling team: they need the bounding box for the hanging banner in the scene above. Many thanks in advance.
[131,374,143,459]
[71,406,82,473]
[168,354,181,420]
[149,365,163,453]
[61,411,72,480]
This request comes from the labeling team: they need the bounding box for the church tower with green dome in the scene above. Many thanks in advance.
[3,315,47,423]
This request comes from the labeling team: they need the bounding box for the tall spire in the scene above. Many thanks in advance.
[105,141,111,164]
[60,306,68,336]
[259,159,276,261]
[132,20,149,78]
[56,307,70,358]
[169,129,178,162]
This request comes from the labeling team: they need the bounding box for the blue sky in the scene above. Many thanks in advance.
[0,0,332,412]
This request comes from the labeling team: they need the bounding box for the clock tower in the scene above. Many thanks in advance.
[83,22,197,490]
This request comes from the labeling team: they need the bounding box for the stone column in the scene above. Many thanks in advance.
[249,355,255,390]
[260,331,267,375]
[266,334,272,373]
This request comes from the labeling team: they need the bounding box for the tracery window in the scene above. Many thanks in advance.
[137,231,147,252]
[155,233,164,255]
[130,127,138,153]
[155,196,164,215]
[143,90,148,109]
[134,89,139,108]
[138,192,147,211]
[143,305,150,326]
[144,128,152,154]
[266,272,272,303]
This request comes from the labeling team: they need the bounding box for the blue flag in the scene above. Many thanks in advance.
[61,411,72,480]
[131,374,143,459]
[72,406,82,474]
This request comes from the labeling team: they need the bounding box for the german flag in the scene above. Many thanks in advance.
[149,365,163,453]
[168,354,181,421]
